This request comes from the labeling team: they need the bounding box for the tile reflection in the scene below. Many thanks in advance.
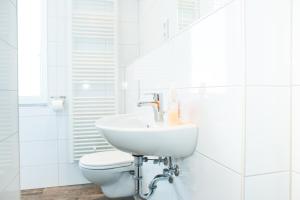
[0,91,18,141]
[0,0,17,47]
[0,134,19,191]
[0,40,18,90]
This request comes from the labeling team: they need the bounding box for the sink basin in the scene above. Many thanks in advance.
[95,114,198,158]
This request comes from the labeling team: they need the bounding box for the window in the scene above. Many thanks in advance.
[18,0,47,104]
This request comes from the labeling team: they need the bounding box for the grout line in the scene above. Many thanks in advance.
[0,37,18,49]
[21,163,59,168]
[0,131,18,143]
[176,85,244,89]
[56,114,61,185]
[118,19,139,24]
[19,114,68,118]
[20,139,61,143]
[1,172,20,193]
[8,0,17,7]
[246,85,291,88]
[195,151,242,176]
[245,170,290,177]
[137,85,245,91]
[0,89,18,92]
[125,85,294,92]
[19,114,56,117]
[293,171,300,175]
[118,43,139,46]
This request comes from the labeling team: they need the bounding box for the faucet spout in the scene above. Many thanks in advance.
[137,93,164,123]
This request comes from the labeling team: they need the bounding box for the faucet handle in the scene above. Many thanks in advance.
[144,92,161,101]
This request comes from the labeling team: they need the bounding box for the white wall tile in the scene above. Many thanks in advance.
[0,91,18,141]
[246,87,290,175]
[119,45,139,67]
[19,106,56,117]
[119,22,139,45]
[20,141,58,166]
[292,0,300,85]
[0,0,17,47]
[18,0,78,189]
[57,115,70,140]
[21,165,58,190]
[178,87,244,173]
[47,18,57,42]
[138,0,163,55]
[118,67,127,114]
[125,90,139,113]
[19,116,58,142]
[178,152,241,200]
[125,0,295,199]
[0,134,19,192]
[47,67,57,96]
[199,0,219,17]
[293,86,300,172]
[118,0,138,22]
[292,172,300,200]
[245,172,290,200]
[245,0,291,85]
[142,160,179,200]
[56,44,68,67]
[58,140,71,163]
[56,19,67,43]
[138,0,177,56]
[0,0,19,196]
[9,0,17,6]
[56,68,68,96]
[59,163,89,186]
[56,0,67,18]
[0,174,20,200]
[133,0,244,89]
[47,43,57,66]
[47,0,57,18]
[184,0,244,87]
[0,40,17,90]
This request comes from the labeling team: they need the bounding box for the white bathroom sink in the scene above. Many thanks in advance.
[95,114,198,158]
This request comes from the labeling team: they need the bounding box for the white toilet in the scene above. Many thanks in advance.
[79,150,135,198]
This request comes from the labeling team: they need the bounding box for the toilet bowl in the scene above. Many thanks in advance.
[79,150,135,198]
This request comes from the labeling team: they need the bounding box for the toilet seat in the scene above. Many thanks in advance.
[79,150,133,170]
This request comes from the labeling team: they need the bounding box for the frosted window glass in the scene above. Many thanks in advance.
[18,0,47,101]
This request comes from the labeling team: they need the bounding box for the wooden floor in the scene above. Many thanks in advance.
[21,184,134,200]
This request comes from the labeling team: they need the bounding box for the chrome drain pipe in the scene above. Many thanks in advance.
[133,155,178,200]
[133,155,147,200]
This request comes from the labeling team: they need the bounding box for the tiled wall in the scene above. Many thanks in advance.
[19,0,88,189]
[126,2,244,199]
[244,0,291,199]
[293,0,300,199]
[19,0,139,189]
[137,0,233,56]
[0,0,20,199]
[118,0,139,113]
[125,0,295,199]
[138,0,178,56]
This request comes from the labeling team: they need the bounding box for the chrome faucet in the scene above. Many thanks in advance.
[137,93,164,123]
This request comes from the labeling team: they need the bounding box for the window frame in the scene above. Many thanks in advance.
[18,0,48,106]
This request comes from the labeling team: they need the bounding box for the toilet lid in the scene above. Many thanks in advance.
[79,150,134,170]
